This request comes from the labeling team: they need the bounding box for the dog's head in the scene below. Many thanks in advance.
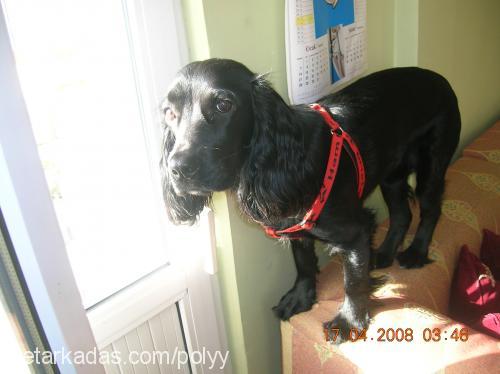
[160,59,256,224]
[161,58,307,225]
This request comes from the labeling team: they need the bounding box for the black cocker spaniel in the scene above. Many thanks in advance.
[160,59,461,342]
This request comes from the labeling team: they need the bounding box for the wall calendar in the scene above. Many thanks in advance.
[285,0,367,104]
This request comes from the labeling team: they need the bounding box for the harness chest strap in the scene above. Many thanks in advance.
[264,103,366,239]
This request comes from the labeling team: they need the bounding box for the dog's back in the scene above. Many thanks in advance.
[319,67,461,193]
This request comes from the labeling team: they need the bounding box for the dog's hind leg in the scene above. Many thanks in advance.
[273,238,318,320]
[374,164,413,268]
[397,112,460,268]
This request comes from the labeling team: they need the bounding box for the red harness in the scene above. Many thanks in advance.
[263,103,365,239]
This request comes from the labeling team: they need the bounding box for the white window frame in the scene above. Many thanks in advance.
[1,1,231,373]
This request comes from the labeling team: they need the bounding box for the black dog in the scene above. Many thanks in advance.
[160,59,461,341]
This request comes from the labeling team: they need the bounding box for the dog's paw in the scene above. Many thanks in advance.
[273,278,316,320]
[373,252,394,269]
[323,311,370,345]
[397,248,432,269]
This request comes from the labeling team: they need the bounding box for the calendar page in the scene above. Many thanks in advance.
[285,0,367,104]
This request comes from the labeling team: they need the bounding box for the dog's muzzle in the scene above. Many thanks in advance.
[167,151,212,196]
[168,151,196,180]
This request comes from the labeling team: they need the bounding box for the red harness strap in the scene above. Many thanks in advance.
[264,103,365,239]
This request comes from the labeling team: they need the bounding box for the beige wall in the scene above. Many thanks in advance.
[181,1,500,373]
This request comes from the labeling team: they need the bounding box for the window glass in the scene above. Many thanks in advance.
[3,0,171,308]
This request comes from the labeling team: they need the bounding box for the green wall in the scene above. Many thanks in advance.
[418,0,500,150]
[181,1,500,373]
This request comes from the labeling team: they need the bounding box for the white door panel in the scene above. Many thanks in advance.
[103,303,190,374]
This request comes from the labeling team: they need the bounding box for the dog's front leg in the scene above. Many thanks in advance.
[273,238,318,320]
[324,235,372,343]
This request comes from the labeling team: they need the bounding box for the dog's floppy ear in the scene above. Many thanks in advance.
[160,126,210,225]
[249,74,303,147]
[238,75,307,222]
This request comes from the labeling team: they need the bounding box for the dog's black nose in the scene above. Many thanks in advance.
[169,152,196,179]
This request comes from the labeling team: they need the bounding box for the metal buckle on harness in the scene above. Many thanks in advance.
[331,127,343,137]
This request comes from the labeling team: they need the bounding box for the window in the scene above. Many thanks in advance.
[3,0,186,308]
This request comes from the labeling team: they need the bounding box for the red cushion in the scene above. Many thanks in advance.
[449,245,500,324]
[472,313,500,339]
[480,229,500,280]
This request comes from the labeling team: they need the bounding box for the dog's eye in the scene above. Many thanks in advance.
[164,107,176,123]
[215,99,232,113]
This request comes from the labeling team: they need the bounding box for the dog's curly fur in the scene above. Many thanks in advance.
[160,59,461,342]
